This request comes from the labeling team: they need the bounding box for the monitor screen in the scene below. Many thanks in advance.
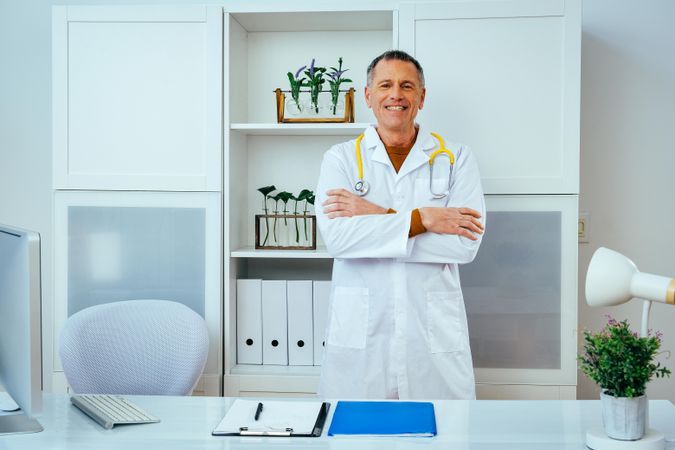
[0,224,43,434]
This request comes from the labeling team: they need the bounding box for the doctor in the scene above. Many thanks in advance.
[315,50,485,399]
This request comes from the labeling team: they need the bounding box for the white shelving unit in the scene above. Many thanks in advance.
[231,247,330,259]
[52,1,581,401]
[230,123,370,136]
[224,0,580,399]
[230,365,321,376]
[223,6,395,396]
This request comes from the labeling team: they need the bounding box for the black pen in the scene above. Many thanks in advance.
[254,402,263,421]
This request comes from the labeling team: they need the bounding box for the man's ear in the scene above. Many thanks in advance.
[364,86,372,108]
[418,87,426,110]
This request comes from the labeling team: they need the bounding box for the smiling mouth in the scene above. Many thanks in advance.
[385,106,407,111]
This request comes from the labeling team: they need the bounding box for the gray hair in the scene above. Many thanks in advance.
[366,50,425,88]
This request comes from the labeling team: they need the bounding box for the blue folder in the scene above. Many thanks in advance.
[327,401,437,436]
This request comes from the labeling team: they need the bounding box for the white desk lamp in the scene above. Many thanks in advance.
[585,247,675,450]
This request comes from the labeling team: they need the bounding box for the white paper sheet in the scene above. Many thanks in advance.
[213,399,324,435]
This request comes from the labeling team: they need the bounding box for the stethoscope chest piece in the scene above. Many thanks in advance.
[354,179,370,197]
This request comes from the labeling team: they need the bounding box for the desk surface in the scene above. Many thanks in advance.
[2,394,675,449]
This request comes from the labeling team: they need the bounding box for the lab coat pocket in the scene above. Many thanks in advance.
[427,291,463,353]
[327,286,369,349]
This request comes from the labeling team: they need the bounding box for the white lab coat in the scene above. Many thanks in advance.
[315,125,485,400]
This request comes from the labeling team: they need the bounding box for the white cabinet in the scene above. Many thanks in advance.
[52,5,222,191]
[52,191,222,394]
[391,0,581,398]
[399,0,581,194]
[51,5,222,396]
[462,195,578,386]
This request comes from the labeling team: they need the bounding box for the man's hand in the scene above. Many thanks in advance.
[419,207,484,240]
[323,189,388,218]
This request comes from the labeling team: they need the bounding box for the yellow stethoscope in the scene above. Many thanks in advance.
[353,132,456,199]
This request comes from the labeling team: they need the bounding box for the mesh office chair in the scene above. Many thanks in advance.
[59,300,209,395]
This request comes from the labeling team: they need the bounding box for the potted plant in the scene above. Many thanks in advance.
[254,185,317,250]
[578,317,671,440]
[276,58,355,123]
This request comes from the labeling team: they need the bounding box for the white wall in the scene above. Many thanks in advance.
[1,0,673,400]
[578,0,675,400]
[0,0,56,391]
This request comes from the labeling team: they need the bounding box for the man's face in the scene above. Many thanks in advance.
[365,59,426,134]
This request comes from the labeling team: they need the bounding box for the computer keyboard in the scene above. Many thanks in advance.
[70,394,160,430]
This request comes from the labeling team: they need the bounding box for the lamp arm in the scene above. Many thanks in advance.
[640,300,652,338]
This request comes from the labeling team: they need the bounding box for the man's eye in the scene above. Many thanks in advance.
[380,83,390,89]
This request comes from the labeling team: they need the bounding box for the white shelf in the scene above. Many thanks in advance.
[230,123,369,136]
[224,366,321,395]
[231,246,331,259]
[230,364,321,376]
[228,10,393,32]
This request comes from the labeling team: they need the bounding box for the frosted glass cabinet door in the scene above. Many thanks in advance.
[398,0,581,194]
[459,195,578,385]
[53,192,221,389]
[52,6,222,191]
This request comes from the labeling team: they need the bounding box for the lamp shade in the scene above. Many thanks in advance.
[585,247,675,307]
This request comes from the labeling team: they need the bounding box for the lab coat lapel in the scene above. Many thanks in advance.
[363,126,394,169]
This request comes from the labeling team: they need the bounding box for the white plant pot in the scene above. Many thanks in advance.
[600,390,647,440]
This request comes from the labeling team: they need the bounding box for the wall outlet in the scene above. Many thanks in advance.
[578,212,590,243]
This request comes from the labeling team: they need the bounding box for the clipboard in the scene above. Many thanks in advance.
[212,399,330,437]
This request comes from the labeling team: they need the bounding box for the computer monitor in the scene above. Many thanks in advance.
[0,224,43,434]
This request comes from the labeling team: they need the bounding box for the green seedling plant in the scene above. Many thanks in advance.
[276,191,294,224]
[293,189,313,243]
[269,192,284,244]
[304,191,315,242]
[257,185,276,246]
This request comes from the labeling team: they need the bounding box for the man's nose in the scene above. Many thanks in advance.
[389,85,404,99]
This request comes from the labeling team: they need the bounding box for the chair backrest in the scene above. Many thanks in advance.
[59,300,209,395]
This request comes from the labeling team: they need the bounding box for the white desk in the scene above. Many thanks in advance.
[2,394,675,449]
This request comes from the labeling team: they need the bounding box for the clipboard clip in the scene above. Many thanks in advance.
[239,427,293,436]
